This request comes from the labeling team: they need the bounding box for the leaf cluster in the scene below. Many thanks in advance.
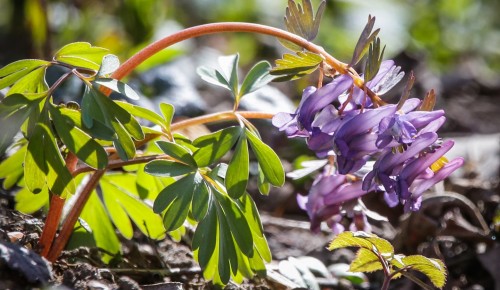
[144,124,285,285]
[328,231,447,289]
[197,54,275,110]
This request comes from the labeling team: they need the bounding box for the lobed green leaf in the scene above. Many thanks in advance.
[238,61,275,101]
[54,42,109,71]
[349,248,384,273]
[328,231,394,256]
[270,51,323,81]
[401,255,447,289]
[350,15,380,67]
[0,59,49,90]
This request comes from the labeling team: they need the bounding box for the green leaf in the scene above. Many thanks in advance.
[159,103,174,135]
[328,231,394,256]
[257,164,271,195]
[238,193,272,262]
[155,140,197,167]
[0,59,49,90]
[153,173,200,231]
[196,66,231,91]
[82,86,144,160]
[0,144,26,189]
[270,51,323,81]
[94,78,140,101]
[218,54,239,96]
[280,0,326,51]
[144,160,195,177]
[350,15,380,67]
[116,102,168,132]
[54,42,109,71]
[0,93,45,155]
[349,248,383,273]
[400,255,447,289]
[245,129,284,187]
[214,190,254,257]
[226,135,249,199]
[97,54,120,77]
[193,201,218,269]
[193,126,242,167]
[238,61,275,100]
[80,189,121,263]
[24,108,75,197]
[101,174,165,240]
[15,186,49,214]
[7,66,47,96]
[191,177,211,221]
[49,105,108,169]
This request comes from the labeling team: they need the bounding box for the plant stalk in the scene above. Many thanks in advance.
[111,22,383,105]
[38,152,77,258]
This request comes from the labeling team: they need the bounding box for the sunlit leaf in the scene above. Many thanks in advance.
[245,129,284,187]
[144,160,195,177]
[159,103,174,135]
[49,104,108,169]
[401,255,447,289]
[80,189,121,263]
[0,92,46,155]
[97,54,120,77]
[270,51,323,81]
[117,101,168,132]
[54,42,109,71]
[101,174,166,240]
[226,135,249,199]
[238,61,275,101]
[94,78,140,101]
[7,66,47,96]
[349,248,383,273]
[218,54,239,96]
[0,59,49,90]
[280,0,326,51]
[192,126,242,167]
[15,186,49,214]
[0,144,26,189]
[328,231,394,256]
[155,140,197,167]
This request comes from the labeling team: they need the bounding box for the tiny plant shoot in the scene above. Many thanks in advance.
[0,0,460,287]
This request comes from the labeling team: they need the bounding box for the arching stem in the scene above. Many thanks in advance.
[111,22,383,105]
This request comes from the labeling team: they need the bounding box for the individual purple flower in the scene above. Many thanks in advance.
[396,140,464,211]
[363,132,439,200]
[376,99,445,148]
[272,76,353,137]
[333,104,399,174]
[297,170,367,233]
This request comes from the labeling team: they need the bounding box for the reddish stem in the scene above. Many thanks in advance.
[39,152,78,258]
[46,170,105,262]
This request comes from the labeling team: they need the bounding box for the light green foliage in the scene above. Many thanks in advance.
[363,37,385,82]
[350,15,379,67]
[0,59,49,90]
[192,126,242,167]
[329,231,447,289]
[54,42,109,71]
[270,51,323,81]
[197,54,274,109]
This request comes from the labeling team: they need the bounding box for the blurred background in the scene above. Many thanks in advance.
[1,0,499,288]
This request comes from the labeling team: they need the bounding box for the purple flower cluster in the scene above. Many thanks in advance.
[274,60,464,232]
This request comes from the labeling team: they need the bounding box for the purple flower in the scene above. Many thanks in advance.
[333,104,398,174]
[297,170,367,233]
[376,98,445,148]
[396,140,464,211]
[363,132,439,207]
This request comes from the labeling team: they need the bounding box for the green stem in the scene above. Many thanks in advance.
[111,22,383,105]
